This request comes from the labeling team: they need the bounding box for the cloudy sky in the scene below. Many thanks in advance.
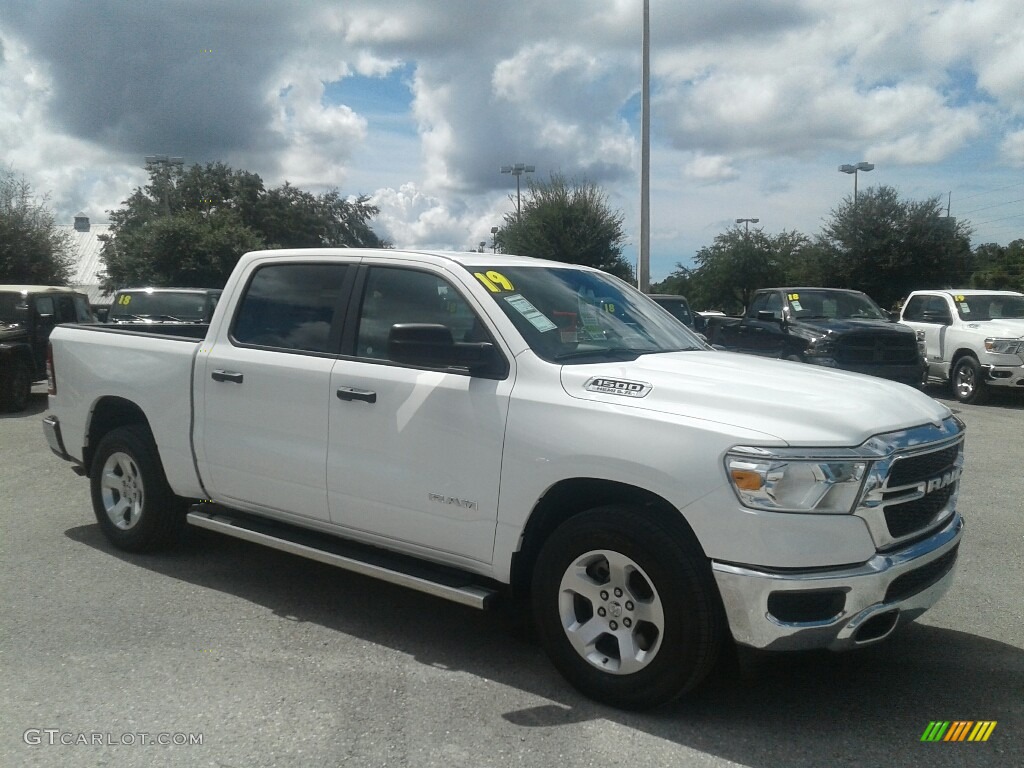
[2,0,1022,281]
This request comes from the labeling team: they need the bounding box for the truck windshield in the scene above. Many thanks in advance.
[785,290,887,320]
[0,292,29,327]
[109,291,213,322]
[952,294,1024,321]
[466,266,704,363]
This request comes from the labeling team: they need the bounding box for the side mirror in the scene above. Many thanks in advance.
[756,310,783,325]
[388,323,502,376]
[921,310,952,325]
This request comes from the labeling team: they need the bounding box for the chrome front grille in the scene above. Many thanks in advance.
[855,419,966,551]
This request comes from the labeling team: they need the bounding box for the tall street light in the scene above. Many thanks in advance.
[639,0,651,293]
[145,155,184,214]
[838,162,874,203]
[500,163,535,218]
[736,217,759,236]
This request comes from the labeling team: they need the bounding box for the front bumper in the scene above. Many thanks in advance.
[805,356,927,386]
[982,362,1024,389]
[712,512,963,651]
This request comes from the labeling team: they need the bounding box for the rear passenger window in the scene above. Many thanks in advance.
[232,264,348,353]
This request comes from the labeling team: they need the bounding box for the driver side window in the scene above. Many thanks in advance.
[355,267,484,362]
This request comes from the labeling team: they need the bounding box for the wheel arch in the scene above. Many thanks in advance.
[949,347,979,372]
[509,478,706,599]
[84,396,151,472]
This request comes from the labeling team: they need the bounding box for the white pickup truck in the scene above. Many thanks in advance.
[44,248,966,709]
[900,289,1024,404]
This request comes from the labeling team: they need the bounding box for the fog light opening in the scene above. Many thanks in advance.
[854,610,899,643]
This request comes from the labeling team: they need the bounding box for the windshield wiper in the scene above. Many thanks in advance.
[553,347,658,362]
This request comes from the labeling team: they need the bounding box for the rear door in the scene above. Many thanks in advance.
[325,261,512,564]
[198,259,356,521]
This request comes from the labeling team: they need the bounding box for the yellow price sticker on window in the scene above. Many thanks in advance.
[474,271,514,292]
[954,295,965,302]
[787,293,799,301]
[118,294,132,305]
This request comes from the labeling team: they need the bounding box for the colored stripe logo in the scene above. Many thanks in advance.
[921,721,997,742]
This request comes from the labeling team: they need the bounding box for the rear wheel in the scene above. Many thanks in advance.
[532,505,722,709]
[0,357,32,412]
[90,425,188,551]
[951,356,988,404]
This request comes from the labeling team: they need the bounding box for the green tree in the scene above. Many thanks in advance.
[818,186,972,308]
[100,161,387,290]
[495,173,633,281]
[0,169,74,284]
[654,227,809,313]
[969,240,1024,292]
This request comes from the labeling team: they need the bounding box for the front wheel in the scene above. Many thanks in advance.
[532,505,723,710]
[89,425,188,551]
[951,356,989,404]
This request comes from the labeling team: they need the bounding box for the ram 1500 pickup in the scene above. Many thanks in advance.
[703,287,926,386]
[900,289,1024,404]
[43,249,966,709]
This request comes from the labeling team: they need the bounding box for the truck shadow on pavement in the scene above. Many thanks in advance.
[64,522,1023,768]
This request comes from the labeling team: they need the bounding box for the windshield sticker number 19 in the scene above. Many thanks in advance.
[475,271,514,292]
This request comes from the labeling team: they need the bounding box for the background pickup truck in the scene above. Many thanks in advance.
[107,287,223,324]
[900,288,1024,404]
[0,284,95,411]
[703,287,926,386]
[44,248,966,710]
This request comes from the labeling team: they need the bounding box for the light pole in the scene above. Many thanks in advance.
[639,0,650,293]
[144,155,184,214]
[838,162,873,203]
[500,163,535,217]
[490,226,499,253]
[736,217,759,236]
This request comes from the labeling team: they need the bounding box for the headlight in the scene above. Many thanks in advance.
[984,337,1023,355]
[803,338,835,357]
[725,448,868,513]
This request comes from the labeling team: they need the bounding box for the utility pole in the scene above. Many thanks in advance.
[639,0,651,293]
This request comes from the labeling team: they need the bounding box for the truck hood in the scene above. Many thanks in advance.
[787,317,912,340]
[0,322,27,342]
[559,350,951,446]
[961,318,1024,338]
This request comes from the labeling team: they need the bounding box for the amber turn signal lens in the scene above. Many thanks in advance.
[730,469,763,491]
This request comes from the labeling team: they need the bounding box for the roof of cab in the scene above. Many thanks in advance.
[0,285,86,294]
[238,247,596,272]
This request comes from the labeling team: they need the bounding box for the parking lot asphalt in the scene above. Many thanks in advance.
[2,384,1022,768]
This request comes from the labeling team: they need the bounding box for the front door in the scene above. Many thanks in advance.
[326,264,512,564]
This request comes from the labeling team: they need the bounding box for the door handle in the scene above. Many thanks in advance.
[211,370,244,383]
[336,386,377,404]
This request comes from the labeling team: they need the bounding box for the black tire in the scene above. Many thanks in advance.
[89,425,188,552]
[531,505,723,710]
[951,356,989,405]
[0,357,32,413]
